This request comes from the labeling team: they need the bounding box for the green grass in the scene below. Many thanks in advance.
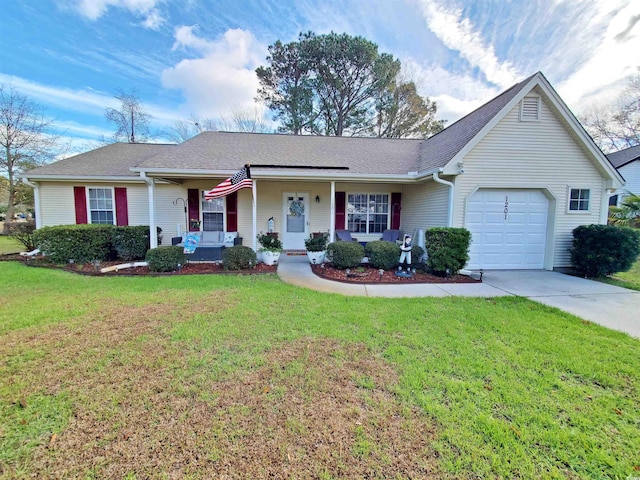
[0,235,22,254]
[1,261,639,478]
[600,258,640,291]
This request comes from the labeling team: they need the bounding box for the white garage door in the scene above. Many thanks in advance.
[466,189,549,269]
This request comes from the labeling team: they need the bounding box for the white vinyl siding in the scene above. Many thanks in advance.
[39,183,77,226]
[401,181,449,232]
[453,92,606,268]
[618,161,640,203]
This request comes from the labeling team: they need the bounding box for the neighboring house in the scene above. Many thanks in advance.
[607,145,640,206]
[21,72,624,270]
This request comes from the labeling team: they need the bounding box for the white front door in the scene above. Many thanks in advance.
[282,192,310,250]
[466,189,549,269]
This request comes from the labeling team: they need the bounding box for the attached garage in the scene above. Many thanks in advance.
[466,189,549,269]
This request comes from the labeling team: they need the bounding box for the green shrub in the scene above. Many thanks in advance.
[412,245,425,265]
[365,240,400,270]
[145,246,186,272]
[425,227,471,276]
[257,232,282,252]
[111,226,151,261]
[304,233,329,252]
[7,221,37,251]
[223,245,257,270]
[326,241,364,269]
[33,224,114,263]
[570,224,640,278]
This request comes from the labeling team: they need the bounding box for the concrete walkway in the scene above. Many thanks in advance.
[277,255,640,338]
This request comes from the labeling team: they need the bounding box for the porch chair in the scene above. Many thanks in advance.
[335,230,359,242]
[381,229,400,242]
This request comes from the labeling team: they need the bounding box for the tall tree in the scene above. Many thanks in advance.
[581,74,640,152]
[303,32,400,136]
[105,89,151,143]
[256,32,443,137]
[0,86,61,233]
[256,40,315,135]
[373,81,446,138]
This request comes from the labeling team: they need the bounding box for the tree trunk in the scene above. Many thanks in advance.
[3,163,15,235]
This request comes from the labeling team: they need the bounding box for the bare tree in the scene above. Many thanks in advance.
[164,116,217,143]
[581,74,640,152]
[105,89,151,143]
[216,107,272,133]
[1,85,62,234]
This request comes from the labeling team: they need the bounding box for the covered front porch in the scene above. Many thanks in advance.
[144,176,422,252]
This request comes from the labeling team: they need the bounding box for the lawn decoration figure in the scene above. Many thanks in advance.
[396,234,413,277]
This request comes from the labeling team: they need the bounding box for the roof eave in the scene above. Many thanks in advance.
[18,174,145,183]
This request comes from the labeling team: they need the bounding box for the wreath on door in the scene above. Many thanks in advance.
[289,199,304,216]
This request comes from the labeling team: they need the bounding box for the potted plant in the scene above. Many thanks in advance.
[257,232,282,266]
[304,232,328,264]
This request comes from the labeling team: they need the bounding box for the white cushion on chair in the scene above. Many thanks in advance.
[223,232,238,248]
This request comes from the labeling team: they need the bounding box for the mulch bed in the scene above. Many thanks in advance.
[311,264,480,284]
[1,255,277,276]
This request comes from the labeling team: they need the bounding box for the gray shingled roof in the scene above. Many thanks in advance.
[607,145,640,169]
[25,143,174,177]
[135,132,424,175]
[417,73,537,172]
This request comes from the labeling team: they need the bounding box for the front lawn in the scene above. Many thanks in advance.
[0,235,22,255]
[600,258,640,291]
[1,262,638,478]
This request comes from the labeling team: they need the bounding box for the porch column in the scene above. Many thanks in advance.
[252,180,257,251]
[330,181,336,242]
[142,173,157,249]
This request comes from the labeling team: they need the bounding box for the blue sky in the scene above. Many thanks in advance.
[2,0,639,150]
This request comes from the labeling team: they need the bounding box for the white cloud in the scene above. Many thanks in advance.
[414,0,520,89]
[401,59,500,122]
[556,0,640,111]
[66,0,164,29]
[162,28,268,118]
[0,74,178,131]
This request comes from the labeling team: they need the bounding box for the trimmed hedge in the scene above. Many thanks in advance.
[33,224,114,263]
[365,240,401,270]
[112,226,151,261]
[425,227,471,276]
[570,224,640,278]
[326,241,364,269]
[223,245,257,270]
[32,224,156,263]
[145,246,186,272]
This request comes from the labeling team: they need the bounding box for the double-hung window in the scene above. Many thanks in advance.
[347,193,389,234]
[88,188,114,224]
[201,193,224,231]
[569,188,590,212]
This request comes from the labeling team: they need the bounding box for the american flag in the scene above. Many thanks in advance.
[204,166,252,200]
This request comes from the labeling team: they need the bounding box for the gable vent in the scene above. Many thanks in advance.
[520,96,540,121]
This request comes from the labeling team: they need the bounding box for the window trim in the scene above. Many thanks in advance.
[346,192,391,235]
[86,186,115,225]
[200,190,226,231]
[567,187,591,213]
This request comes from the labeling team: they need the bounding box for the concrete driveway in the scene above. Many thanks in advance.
[481,270,640,338]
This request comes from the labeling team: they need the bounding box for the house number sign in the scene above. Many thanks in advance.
[504,195,509,220]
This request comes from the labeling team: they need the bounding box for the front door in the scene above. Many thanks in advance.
[282,192,309,250]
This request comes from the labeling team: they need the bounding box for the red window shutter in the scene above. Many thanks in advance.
[335,191,346,229]
[391,192,401,230]
[114,187,129,226]
[74,186,88,224]
[188,188,200,231]
[226,192,238,232]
